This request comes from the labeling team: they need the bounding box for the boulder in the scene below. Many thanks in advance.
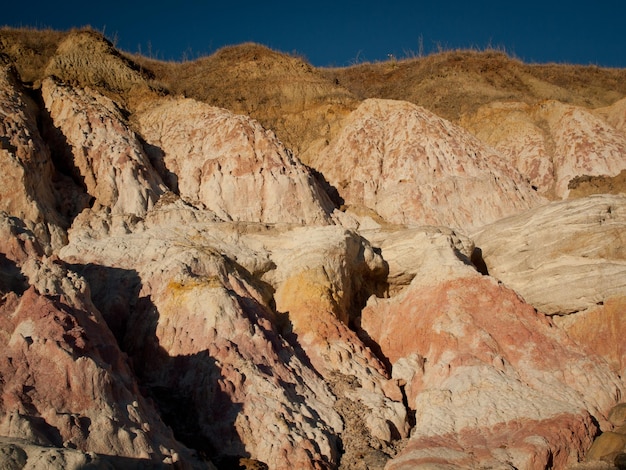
[586,433,626,463]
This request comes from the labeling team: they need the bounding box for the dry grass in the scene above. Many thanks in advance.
[0,27,66,83]
[129,43,359,158]
[568,170,626,198]
[322,49,626,122]
[2,27,626,156]
[0,27,164,109]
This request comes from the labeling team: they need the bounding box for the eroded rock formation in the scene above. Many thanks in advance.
[0,28,625,470]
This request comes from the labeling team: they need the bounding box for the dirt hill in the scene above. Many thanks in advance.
[3,27,626,160]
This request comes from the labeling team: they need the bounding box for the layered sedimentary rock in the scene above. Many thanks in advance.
[472,194,626,316]
[59,201,414,467]
[259,226,409,451]
[461,100,626,198]
[60,215,343,469]
[41,78,165,219]
[310,98,544,231]
[1,29,626,470]
[0,213,203,468]
[360,247,623,469]
[136,97,335,225]
[0,64,66,251]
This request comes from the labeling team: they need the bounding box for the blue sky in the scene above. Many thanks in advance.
[3,0,626,67]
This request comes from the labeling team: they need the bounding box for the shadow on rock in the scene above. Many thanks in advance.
[70,262,253,467]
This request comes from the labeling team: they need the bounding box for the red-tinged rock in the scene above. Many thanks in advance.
[41,78,166,219]
[462,100,626,199]
[0,213,206,467]
[309,98,544,231]
[362,275,623,469]
[0,65,67,252]
[263,225,409,460]
[555,297,626,379]
[59,221,344,469]
[459,101,556,195]
[544,101,626,198]
[136,97,335,225]
[0,285,196,466]
[386,413,597,470]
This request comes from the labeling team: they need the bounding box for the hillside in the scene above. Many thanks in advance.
[1,27,626,470]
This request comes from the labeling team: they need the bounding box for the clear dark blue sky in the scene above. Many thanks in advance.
[3,0,626,68]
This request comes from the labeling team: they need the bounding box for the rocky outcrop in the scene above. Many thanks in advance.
[1,29,626,470]
[568,170,626,198]
[310,99,544,231]
[41,78,166,221]
[583,403,626,466]
[361,272,623,469]
[0,213,203,467]
[58,203,415,468]
[554,297,626,378]
[360,226,477,295]
[136,97,336,225]
[461,100,626,198]
[0,64,66,251]
[596,97,626,137]
[472,194,626,316]
[262,226,409,453]
[59,213,344,469]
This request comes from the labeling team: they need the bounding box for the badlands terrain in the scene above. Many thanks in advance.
[1,27,626,469]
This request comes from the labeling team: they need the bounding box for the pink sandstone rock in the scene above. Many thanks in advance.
[461,100,626,198]
[136,97,335,225]
[0,217,200,467]
[362,274,623,469]
[0,65,66,252]
[459,101,556,195]
[264,226,409,443]
[385,413,598,470]
[310,98,544,231]
[554,296,626,380]
[41,78,166,219]
[59,215,345,469]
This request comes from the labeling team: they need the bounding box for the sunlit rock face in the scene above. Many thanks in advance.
[461,100,626,198]
[41,78,166,218]
[362,273,622,470]
[310,98,544,231]
[472,194,626,316]
[136,97,335,225]
[1,29,626,469]
[0,65,68,252]
[0,213,200,468]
